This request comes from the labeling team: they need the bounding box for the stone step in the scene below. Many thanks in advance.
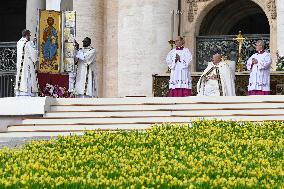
[11,115,284,128]
[21,117,193,125]
[0,131,84,138]
[49,103,284,112]
[8,124,151,132]
[44,111,172,117]
[44,109,284,118]
[51,96,284,105]
[4,96,284,138]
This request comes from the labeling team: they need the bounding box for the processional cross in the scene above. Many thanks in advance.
[233,31,246,72]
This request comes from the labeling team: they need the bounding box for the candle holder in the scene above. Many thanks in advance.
[166,40,176,73]
[168,39,175,49]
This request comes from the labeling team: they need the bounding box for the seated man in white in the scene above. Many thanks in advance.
[197,53,236,96]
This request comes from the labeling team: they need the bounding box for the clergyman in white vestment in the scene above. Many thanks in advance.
[246,40,272,95]
[166,36,192,97]
[197,54,236,96]
[74,37,97,98]
[15,29,39,97]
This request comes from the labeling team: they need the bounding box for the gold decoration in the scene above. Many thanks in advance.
[233,31,246,72]
[168,40,175,50]
[166,40,176,73]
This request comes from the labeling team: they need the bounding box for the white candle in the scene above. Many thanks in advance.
[171,10,174,40]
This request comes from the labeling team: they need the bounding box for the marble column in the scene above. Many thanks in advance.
[277,0,284,57]
[73,0,104,97]
[103,0,118,97]
[117,0,178,97]
[26,0,46,36]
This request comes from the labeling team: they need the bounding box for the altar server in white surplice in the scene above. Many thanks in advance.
[166,36,192,97]
[15,29,39,97]
[246,40,272,95]
[197,53,236,96]
[74,37,97,98]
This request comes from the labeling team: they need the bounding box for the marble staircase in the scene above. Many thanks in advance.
[2,96,284,137]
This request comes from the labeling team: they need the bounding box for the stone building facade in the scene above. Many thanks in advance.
[22,0,284,97]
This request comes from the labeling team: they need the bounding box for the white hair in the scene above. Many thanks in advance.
[256,40,265,48]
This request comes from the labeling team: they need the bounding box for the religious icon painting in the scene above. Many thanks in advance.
[39,10,61,73]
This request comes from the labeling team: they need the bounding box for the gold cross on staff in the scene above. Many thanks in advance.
[233,31,246,72]
[234,31,246,54]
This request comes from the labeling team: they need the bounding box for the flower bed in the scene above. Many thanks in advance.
[0,121,283,188]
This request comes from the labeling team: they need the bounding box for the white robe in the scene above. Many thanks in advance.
[197,62,236,96]
[74,46,97,97]
[246,52,271,91]
[15,37,38,96]
[166,48,192,89]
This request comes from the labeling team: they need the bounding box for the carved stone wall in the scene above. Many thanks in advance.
[187,0,277,23]
[267,0,277,19]
[187,0,211,22]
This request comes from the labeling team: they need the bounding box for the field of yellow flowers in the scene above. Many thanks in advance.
[0,120,283,188]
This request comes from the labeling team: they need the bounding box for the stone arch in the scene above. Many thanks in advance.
[194,0,271,36]
[199,0,269,35]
